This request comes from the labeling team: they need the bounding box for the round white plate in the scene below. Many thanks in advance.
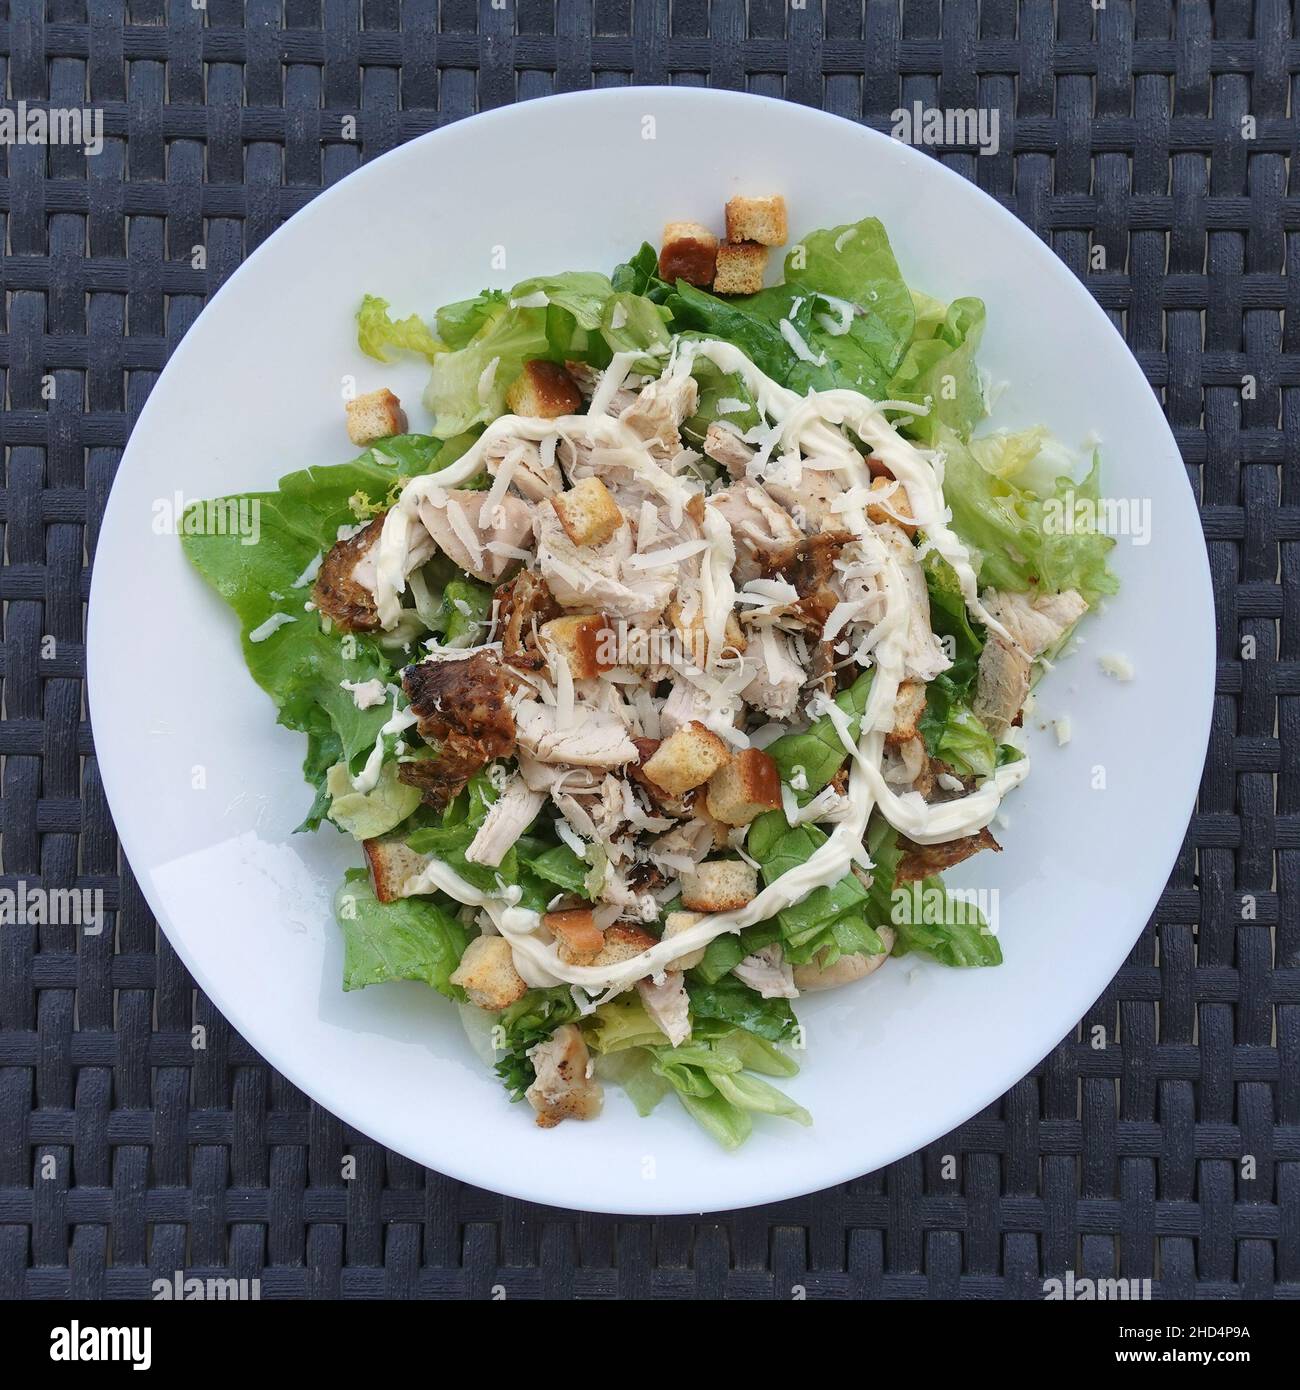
[87,88,1213,1215]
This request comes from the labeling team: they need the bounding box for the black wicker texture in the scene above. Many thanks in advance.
[0,0,1294,1300]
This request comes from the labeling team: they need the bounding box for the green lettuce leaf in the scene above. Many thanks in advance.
[762,668,874,798]
[334,868,470,997]
[326,759,421,840]
[940,426,1119,604]
[890,877,1002,967]
[684,976,799,1041]
[888,297,987,442]
[180,435,458,821]
[356,294,444,363]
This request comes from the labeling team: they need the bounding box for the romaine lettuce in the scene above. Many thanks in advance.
[334,868,469,998]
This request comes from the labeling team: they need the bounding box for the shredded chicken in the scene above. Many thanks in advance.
[636,971,692,1047]
[417,488,533,582]
[465,774,546,867]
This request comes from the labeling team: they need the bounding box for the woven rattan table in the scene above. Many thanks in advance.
[1,2,1294,1301]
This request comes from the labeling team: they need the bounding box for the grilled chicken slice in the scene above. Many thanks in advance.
[733,943,798,999]
[534,506,674,623]
[619,375,699,459]
[312,517,386,632]
[513,698,638,769]
[399,651,517,809]
[465,774,546,868]
[525,1023,603,1127]
[708,482,801,585]
[894,826,1001,883]
[483,435,563,502]
[765,467,848,534]
[702,423,756,480]
[416,488,532,583]
[742,626,804,720]
[973,588,1088,736]
[495,569,562,672]
[635,971,692,1047]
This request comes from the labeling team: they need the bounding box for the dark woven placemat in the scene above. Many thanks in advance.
[1,1,1293,1301]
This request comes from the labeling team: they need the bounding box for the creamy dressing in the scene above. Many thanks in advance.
[377,338,1031,993]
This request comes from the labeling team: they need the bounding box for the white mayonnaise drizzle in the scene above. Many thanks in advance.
[383,339,1030,993]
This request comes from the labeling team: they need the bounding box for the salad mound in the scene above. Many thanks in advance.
[183,197,1116,1149]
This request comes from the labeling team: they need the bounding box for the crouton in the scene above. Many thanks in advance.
[544,908,605,965]
[667,598,747,668]
[712,241,769,296]
[346,388,407,446]
[362,837,432,903]
[658,221,719,287]
[680,859,759,913]
[705,747,782,827]
[592,924,657,968]
[505,359,582,420]
[725,194,788,247]
[887,680,927,746]
[550,476,622,548]
[663,910,706,971]
[866,475,917,536]
[449,935,528,1011]
[642,720,731,797]
[539,612,616,681]
[629,736,693,817]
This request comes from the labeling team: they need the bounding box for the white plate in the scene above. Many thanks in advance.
[87,88,1213,1215]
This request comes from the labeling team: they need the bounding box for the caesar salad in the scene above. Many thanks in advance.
[183,196,1116,1147]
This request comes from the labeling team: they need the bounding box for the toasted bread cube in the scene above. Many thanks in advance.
[346,388,407,446]
[540,612,616,680]
[550,476,622,548]
[705,748,782,827]
[449,935,528,1011]
[712,241,769,296]
[592,924,657,968]
[629,736,693,818]
[642,720,731,797]
[887,680,927,746]
[866,475,917,536]
[659,221,719,287]
[725,194,788,247]
[544,908,605,965]
[363,837,432,902]
[506,359,582,420]
[680,859,758,913]
[663,910,706,971]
